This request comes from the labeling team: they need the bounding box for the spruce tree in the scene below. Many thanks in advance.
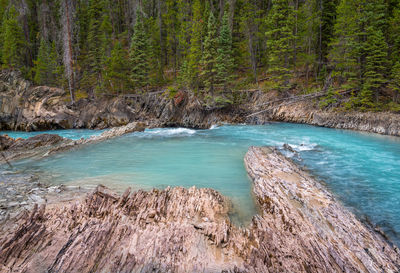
[1,6,25,69]
[186,0,203,89]
[329,0,360,89]
[265,0,295,91]
[99,12,112,65]
[129,11,150,89]
[104,41,130,94]
[216,11,234,89]
[316,0,339,76]
[84,0,104,89]
[0,0,9,64]
[390,60,400,103]
[33,38,51,85]
[201,11,218,93]
[359,27,388,108]
[33,39,61,86]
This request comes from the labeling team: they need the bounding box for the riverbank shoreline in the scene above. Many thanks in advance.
[1,70,400,137]
[0,146,399,272]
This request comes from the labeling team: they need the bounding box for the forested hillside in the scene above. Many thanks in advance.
[0,0,400,111]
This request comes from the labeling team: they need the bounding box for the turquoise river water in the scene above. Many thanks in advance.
[1,124,400,246]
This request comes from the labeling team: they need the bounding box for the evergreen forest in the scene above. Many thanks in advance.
[1,0,400,111]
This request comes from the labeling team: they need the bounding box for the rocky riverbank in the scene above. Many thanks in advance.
[1,147,398,273]
[0,122,145,225]
[1,70,400,136]
[0,121,145,163]
[257,101,400,136]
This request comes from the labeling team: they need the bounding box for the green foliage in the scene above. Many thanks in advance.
[358,27,388,108]
[265,0,295,91]
[390,61,400,103]
[1,6,25,69]
[185,0,203,89]
[0,0,400,111]
[329,0,360,89]
[216,11,234,89]
[319,88,339,108]
[33,39,61,86]
[103,41,130,94]
[201,11,218,93]
[129,11,150,89]
[166,85,178,99]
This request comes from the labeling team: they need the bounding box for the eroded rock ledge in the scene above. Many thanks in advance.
[3,70,400,137]
[0,121,145,163]
[245,147,400,272]
[0,186,246,273]
[0,147,399,273]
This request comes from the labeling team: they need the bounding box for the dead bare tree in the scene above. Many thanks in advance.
[61,0,76,104]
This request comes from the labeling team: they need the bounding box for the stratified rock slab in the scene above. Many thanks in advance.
[0,121,145,163]
[1,147,399,273]
[0,186,245,273]
[244,146,400,272]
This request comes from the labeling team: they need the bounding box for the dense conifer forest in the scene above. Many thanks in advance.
[1,0,400,111]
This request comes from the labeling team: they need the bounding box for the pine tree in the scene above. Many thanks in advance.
[84,0,104,90]
[104,41,130,94]
[0,0,9,64]
[216,11,234,89]
[265,0,295,91]
[1,6,25,69]
[390,60,400,103]
[316,0,339,75]
[129,11,150,89]
[329,0,360,90]
[34,38,51,85]
[99,12,112,65]
[33,39,61,86]
[359,27,388,108]
[185,0,203,89]
[201,11,218,93]
[389,4,400,64]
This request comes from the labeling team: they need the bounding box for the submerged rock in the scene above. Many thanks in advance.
[1,146,399,272]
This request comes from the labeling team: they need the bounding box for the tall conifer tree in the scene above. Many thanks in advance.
[201,11,218,93]
[1,6,25,70]
[104,41,130,94]
[265,0,295,91]
[129,11,150,89]
[216,11,234,89]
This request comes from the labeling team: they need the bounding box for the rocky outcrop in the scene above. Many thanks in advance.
[0,71,241,131]
[260,101,400,136]
[0,122,145,163]
[1,147,399,273]
[1,70,400,136]
[244,147,400,272]
[0,185,246,273]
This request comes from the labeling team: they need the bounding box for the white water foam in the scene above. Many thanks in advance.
[291,143,318,151]
[142,128,197,137]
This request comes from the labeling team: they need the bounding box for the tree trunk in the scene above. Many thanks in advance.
[62,0,75,104]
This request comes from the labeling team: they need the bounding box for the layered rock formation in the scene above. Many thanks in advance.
[0,122,145,163]
[1,147,399,273]
[261,101,400,137]
[0,186,246,273]
[2,70,400,136]
[245,147,400,272]
[0,71,241,131]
